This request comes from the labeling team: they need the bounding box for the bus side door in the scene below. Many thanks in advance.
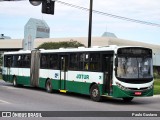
[60,55,68,90]
[102,54,113,95]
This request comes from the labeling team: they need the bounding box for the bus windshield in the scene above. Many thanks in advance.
[116,57,153,79]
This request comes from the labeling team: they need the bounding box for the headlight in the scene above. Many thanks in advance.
[147,84,153,90]
[116,82,127,90]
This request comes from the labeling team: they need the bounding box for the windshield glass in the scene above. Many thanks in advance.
[116,57,153,79]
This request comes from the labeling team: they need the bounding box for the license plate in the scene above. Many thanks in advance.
[135,92,142,95]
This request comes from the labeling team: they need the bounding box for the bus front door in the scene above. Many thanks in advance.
[60,55,68,92]
[102,54,113,95]
[30,50,40,87]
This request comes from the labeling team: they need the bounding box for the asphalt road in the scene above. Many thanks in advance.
[0,80,160,120]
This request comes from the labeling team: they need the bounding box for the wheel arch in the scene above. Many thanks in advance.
[12,75,16,82]
[45,78,51,87]
[89,82,97,92]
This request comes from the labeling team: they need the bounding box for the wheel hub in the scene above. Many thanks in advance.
[47,83,51,91]
[92,89,98,97]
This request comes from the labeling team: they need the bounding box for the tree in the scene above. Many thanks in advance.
[37,40,85,49]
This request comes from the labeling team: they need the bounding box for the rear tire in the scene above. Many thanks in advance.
[90,84,102,102]
[46,79,53,93]
[123,97,134,102]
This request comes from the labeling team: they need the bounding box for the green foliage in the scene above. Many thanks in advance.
[37,40,85,49]
[154,79,160,95]
[154,72,160,79]
[153,66,160,79]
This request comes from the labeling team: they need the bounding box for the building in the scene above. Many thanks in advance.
[23,18,50,50]
[102,32,117,38]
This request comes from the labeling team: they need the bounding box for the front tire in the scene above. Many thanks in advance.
[90,84,102,102]
[46,79,53,93]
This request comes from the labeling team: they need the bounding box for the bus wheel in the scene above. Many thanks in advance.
[123,97,133,102]
[13,77,18,87]
[46,79,53,93]
[90,84,101,102]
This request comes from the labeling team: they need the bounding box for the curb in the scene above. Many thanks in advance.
[153,95,160,98]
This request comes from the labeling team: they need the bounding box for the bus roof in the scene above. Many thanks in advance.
[3,45,151,55]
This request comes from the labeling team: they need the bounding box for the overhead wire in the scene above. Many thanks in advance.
[55,0,160,27]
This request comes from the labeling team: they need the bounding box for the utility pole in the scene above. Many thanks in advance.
[88,0,93,48]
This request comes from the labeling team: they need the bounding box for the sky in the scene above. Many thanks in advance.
[0,0,160,45]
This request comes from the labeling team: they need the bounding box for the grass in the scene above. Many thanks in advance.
[0,74,2,80]
[154,79,160,95]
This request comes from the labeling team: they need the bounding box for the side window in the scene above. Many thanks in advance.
[4,55,12,67]
[23,55,31,68]
[69,53,100,71]
[21,55,26,67]
[17,55,23,67]
[49,54,58,69]
[12,55,18,67]
[69,54,79,70]
[78,53,101,71]
[40,54,48,69]
[79,53,89,71]
[4,54,31,68]
[90,53,100,71]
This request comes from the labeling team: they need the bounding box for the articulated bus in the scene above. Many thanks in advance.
[2,45,153,102]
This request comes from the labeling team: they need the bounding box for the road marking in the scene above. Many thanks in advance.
[0,99,10,104]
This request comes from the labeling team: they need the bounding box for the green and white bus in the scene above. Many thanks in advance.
[2,45,153,102]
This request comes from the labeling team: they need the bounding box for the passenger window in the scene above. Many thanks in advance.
[49,54,58,69]
[90,53,100,71]
[41,54,48,68]
[69,54,79,70]
[4,56,12,67]
[79,53,89,71]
